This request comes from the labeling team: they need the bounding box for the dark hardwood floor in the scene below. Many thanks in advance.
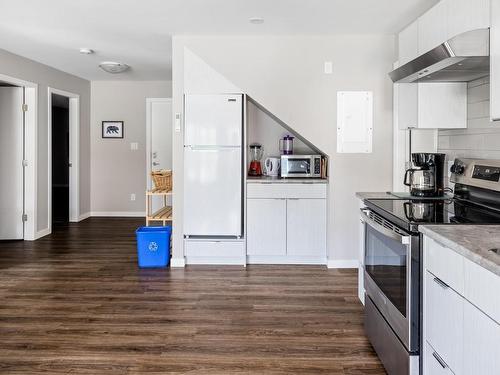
[0,218,385,374]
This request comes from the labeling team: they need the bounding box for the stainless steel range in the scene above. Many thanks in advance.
[360,158,500,375]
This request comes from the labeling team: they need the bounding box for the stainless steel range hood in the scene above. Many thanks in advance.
[389,29,490,83]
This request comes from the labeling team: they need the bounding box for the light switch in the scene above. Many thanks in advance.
[130,142,138,151]
[324,61,333,74]
[175,113,181,132]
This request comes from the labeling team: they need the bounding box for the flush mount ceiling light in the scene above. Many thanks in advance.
[79,48,94,55]
[249,17,264,24]
[99,61,130,74]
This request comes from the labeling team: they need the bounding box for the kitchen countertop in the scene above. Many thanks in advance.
[247,176,328,184]
[419,225,500,277]
[355,192,395,200]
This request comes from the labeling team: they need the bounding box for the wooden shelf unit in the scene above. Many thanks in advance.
[146,189,172,226]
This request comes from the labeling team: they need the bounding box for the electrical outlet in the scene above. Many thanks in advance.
[130,193,136,201]
[324,61,333,74]
[130,142,138,151]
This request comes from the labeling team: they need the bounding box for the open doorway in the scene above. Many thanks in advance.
[48,88,80,232]
[146,98,173,213]
[51,93,70,225]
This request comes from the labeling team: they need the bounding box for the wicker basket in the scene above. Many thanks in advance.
[151,170,172,191]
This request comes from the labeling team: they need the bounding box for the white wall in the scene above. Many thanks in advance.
[90,81,171,214]
[0,48,90,233]
[438,77,500,161]
[247,100,313,161]
[172,35,395,263]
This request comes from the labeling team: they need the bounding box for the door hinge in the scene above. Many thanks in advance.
[22,160,28,167]
[22,104,28,112]
[22,214,28,222]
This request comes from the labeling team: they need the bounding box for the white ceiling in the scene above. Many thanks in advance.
[0,0,438,81]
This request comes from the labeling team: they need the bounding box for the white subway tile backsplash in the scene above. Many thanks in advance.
[438,77,500,161]
[467,83,489,104]
[467,100,489,119]
[468,117,493,129]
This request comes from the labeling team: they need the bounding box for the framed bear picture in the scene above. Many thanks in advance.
[102,121,124,139]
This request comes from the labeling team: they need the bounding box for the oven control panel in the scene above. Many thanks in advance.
[451,158,500,191]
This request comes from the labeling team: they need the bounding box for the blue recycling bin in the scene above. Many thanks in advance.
[136,226,171,268]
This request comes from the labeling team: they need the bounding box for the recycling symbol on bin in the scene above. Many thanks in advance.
[148,241,158,252]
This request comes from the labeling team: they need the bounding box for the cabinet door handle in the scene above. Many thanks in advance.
[432,351,447,369]
[433,277,449,289]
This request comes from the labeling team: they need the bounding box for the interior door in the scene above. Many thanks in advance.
[148,99,172,211]
[0,87,24,240]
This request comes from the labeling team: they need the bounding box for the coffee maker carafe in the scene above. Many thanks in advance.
[404,153,446,197]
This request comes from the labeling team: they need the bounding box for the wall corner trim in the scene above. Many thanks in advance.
[170,257,186,268]
[327,259,359,269]
[77,212,91,222]
[32,227,51,241]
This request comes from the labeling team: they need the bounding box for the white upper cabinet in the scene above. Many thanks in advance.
[418,0,448,54]
[397,82,467,129]
[400,0,490,58]
[398,21,419,65]
[491,0,500,121]
[447,0,490,39]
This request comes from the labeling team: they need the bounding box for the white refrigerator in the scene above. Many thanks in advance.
[184,94,243,237]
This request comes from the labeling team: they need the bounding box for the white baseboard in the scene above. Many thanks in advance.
[247,255,327,265]
[90,211,145,217]
[186,256,246,266]
[327,259,359,269]
[77,212,91,221]
[170,257,186,268]
[34,227,51,240]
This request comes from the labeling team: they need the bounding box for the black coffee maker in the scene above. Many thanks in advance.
[404,153,446,197]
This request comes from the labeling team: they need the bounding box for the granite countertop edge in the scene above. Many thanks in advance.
[419,225,500,277]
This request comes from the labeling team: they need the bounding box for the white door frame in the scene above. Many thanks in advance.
[48,87,80,232]
[146,98,172,190]
[0,73,38,240]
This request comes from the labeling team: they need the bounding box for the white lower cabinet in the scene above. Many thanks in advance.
[286,199,326,257]
[423,235,500,375]
[247,198,286,256]
[246,183,327,264]
[463,302,500,374]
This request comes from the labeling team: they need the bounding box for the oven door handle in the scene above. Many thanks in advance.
[360,209,410,244]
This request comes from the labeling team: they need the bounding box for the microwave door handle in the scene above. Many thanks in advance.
[360,209,410,244]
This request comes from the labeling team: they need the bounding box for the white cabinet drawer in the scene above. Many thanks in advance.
[247,183,327,199]
[425,237,464,295]
[464,257,500,323]
[185,240,245,257]
[425,342,455,375]
[425,271,463,374]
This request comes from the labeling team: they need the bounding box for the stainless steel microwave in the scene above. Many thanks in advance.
[280,155,322,178]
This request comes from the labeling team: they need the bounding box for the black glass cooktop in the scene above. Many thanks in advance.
[365,198,500,231]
